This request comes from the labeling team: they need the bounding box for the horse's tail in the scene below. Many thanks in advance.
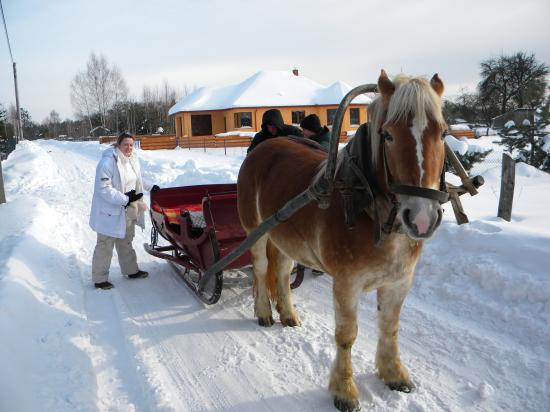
[265,239,278,303]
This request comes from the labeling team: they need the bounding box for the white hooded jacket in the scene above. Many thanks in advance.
[89,147,152,238]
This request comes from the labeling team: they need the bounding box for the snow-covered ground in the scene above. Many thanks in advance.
[0,139,549,412]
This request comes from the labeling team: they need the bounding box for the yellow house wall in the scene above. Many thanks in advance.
[173,104,368,137]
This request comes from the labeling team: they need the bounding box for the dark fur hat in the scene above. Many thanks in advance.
[300,114,322,134]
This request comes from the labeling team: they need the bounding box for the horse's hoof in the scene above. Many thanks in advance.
[387,382,415,393]
[333,396,361,412]
[281,317,301,327]
[258,316,274,327]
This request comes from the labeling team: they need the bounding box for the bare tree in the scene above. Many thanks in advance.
[45,110,61,138]
[478,52,549,116]
[70,71,94,129]
[70,53,129,131]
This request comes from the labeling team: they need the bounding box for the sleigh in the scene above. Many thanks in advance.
[144,184,304,304]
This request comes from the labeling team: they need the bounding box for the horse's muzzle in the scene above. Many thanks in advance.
[400,197,443,240]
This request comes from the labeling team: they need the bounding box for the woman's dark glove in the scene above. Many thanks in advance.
[151,185,160,192]
[124,189,143,207]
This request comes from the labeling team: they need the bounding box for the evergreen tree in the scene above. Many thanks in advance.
[454,149,493,172]
[498,99,550,172]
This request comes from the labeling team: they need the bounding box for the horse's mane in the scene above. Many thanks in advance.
[313,74,445,188]
[368,75,445,167]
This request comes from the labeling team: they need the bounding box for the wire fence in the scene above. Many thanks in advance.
[470,148,504,176]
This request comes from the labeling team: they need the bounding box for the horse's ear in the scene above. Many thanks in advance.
[430,73,444,97]
[378,69,395,99]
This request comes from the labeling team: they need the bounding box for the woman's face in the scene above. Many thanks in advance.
[119,138,134,156]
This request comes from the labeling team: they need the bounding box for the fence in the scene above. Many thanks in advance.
[98,132,351,154]
[448,129,475,139]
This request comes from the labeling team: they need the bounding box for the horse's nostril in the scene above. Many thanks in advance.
[435,207,443,228]
[403,209,411,225]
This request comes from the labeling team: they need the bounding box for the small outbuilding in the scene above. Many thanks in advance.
[492,108,535,130]
[90,126,112,138]
[168,70,372,139]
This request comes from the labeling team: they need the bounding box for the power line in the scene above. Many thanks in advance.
[0,0,22,144]
[0,0,14,63]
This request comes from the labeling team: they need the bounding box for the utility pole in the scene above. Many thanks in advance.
[12,61,23,142]
[1,0,20,202]
[0,158,6,204]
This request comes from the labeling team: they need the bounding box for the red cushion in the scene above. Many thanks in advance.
[152,202,203,225]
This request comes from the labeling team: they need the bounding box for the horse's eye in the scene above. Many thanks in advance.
[442,130,448,140]
[382,131,393,142]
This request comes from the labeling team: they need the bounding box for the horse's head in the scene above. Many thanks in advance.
[375,70,447,240]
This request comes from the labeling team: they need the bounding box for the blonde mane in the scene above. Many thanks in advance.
[368,75,445,166]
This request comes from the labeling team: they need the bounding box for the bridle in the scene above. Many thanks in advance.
[379,129,449,205]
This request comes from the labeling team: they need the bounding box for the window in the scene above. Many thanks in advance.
[234,112,252,128]
[327,109,337,126]
[176,116,183,137]
[291,111,305,125]
[350,108,360,125]
[191,114,212,136]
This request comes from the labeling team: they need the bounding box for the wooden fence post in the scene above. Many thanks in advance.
[497,153,515,221]
[0,159,6,204]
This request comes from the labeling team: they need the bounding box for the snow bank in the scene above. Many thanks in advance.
[0,197,97,412]
[445,134,469,155]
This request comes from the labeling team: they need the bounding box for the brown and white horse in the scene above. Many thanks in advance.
[237,70,447,411]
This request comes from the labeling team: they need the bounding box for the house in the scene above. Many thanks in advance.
[492,108,535,130]
[90,126,112,138]
[168,70,372,139]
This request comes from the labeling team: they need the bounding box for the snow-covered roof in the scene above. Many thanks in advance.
[168,71,372,115]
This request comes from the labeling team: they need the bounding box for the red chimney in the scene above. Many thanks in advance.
[292,68,299,76]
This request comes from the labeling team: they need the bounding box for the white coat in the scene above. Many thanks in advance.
[89,147,152,238]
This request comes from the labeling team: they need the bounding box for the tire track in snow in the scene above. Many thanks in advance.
[41,142,155,411]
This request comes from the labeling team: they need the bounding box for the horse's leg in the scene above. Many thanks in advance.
[376,278,414,392]
[267,241,300,327]
[250,235,274,327]
[329,278,362,412]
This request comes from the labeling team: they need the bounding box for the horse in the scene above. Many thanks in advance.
[237,70,447,412]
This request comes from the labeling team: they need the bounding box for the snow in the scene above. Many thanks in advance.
[168,71,371,114]
[449,124,471,131]
[215,131,256,138]
[505,120,516,128]
[473,127,497,137]
[445,134,469,155]
[1,139,549,412]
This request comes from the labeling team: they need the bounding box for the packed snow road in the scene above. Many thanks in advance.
[0,140,548,412]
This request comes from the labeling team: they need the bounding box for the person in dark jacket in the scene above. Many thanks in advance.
[247,109,303,153]
[300,114,331,151]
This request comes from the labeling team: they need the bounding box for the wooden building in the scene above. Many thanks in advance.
[169,70,371,139]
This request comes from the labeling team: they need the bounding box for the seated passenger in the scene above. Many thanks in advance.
[300,114,331,151]
[247,109,303,153]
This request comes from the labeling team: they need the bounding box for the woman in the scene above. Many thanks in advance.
[89,132,159,289]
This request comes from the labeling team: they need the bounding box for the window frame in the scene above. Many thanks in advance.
[349,108,360,126]
[327,108,337,126]
[233,111,252,128]
[291,110,305,125]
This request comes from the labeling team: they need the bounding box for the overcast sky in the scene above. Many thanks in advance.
[1,0,549,122]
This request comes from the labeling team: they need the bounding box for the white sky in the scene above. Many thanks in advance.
[1,0,549,122]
